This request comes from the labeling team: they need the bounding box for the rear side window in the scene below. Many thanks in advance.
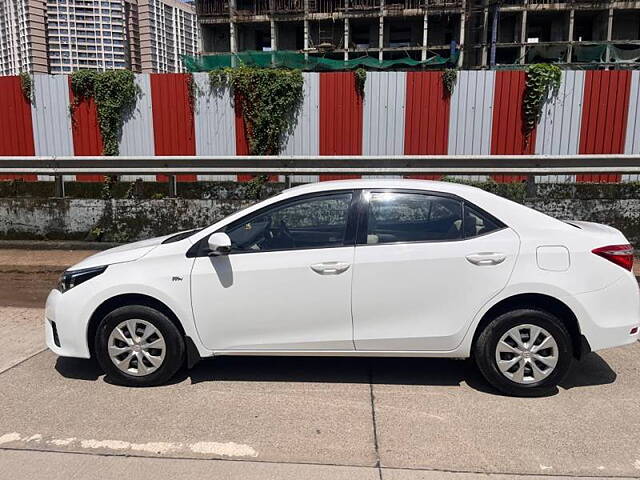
[366,192,463,244]
[463,204,503,238]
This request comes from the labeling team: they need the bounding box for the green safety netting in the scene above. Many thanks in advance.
[573,44,607,63]
[611,45,640,63]
[182,50,459,72]
[526,45,568,63]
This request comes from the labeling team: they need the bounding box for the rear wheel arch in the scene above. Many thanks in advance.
[471,293,585,359]
[87,293,185,358]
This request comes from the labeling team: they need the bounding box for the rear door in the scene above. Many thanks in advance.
[352,190,520,351]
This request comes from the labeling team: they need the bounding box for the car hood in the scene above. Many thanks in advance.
[68,234,174,271]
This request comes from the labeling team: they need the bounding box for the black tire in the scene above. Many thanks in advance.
[474,308,573,397]
[95,305,185,387]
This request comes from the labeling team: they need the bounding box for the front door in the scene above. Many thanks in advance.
[352,190,519,351]
[191,191,357,351]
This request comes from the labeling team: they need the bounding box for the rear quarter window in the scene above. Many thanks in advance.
[463,204,504,238]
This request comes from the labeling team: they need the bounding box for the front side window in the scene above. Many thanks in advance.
[366,192,463,244]
[225,193,353,252]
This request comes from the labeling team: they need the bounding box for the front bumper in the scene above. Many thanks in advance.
[45,289,92,359]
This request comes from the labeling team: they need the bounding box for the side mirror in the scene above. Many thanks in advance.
[207,232,232,256]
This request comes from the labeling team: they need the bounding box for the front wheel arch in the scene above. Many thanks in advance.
[471,293,585,360]
[87,293,186,358]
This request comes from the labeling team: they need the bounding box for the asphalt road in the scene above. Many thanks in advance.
[0,249,639,479]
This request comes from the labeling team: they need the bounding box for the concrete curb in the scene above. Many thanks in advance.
[0,240,121,251]
[0,266,68,274]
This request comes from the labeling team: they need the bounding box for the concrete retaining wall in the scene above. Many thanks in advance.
[0,198,253,242]
[1,183,640,245]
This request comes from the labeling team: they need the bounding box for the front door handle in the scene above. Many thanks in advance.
[465,252,506,266]
[310,262,351,275]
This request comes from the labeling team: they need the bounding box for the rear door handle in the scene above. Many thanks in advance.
[465,252,506,266]
[310,262,351,275]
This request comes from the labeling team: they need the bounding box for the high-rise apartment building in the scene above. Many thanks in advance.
[138,0,199,72]
[0,0,48,75]
[0,0,198,75]
[47,0,129,73]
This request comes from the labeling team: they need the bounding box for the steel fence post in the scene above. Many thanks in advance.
[168,175,177,198]
[54,175,65,198]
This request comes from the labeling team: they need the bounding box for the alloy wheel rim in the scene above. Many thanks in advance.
[494,324,559,385]
[107,319,166,377]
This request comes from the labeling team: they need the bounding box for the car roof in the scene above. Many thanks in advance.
[283,179,482,197]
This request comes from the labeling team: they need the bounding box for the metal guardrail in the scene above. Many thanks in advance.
[1,154,639,197]
[2,155,640,175]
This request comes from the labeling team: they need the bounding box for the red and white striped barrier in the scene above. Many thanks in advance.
[0,70,638,183]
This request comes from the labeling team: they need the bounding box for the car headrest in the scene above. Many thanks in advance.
[464,214,477,238]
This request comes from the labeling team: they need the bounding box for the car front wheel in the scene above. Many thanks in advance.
[95,305,185,387]
[474,309,573,397]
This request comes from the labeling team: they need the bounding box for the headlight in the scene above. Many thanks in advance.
[57,265,108,293]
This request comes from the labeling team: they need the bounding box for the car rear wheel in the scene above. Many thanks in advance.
[474,309,573,397]
[95,305,185,387]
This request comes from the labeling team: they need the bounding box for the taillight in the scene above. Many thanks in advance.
[592,244,634,271]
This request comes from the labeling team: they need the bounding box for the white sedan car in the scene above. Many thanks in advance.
[45,180,639,396]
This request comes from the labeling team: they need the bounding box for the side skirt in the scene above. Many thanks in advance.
[206,349,469,359]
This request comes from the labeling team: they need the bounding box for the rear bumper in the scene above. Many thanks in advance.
[572,274,640,352]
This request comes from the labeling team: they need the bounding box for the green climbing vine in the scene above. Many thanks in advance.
[70,70,139,156]
[101,174,117,200]
[442,69,458,98]
[209,69,229,90]
[354,68,367,99]
[187,72,199,115]
[523,63,562,137]
[209,67,303,155]
[19,72,33,104]
[245,175,269,199]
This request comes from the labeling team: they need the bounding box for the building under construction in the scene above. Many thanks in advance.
[195,0,640,68]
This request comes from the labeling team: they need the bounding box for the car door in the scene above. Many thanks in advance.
[190,190,358,351]
[352,190,519,351]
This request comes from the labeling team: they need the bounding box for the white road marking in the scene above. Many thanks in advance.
[130,442,181,455]
[50,438,75,446]
[0,432,258,458]
[0,433,21,445]
[190,441,258,457]
[80,439,130,450]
